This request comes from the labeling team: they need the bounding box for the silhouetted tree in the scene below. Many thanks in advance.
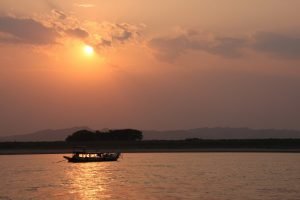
[65,129,143,142]
[65,130,95,142]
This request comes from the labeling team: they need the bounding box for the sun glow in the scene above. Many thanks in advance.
[83,45,94,56]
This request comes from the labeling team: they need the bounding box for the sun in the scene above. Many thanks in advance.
[83,45,94,56]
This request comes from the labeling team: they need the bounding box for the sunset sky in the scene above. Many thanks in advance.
[0,0,300,135]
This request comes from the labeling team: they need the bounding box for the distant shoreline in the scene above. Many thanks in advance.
[1,148,300,155]
[1,139,300,155]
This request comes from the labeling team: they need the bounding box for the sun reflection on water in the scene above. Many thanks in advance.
[66,163,113,200]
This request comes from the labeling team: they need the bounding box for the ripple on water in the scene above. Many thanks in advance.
[0,153,299,200]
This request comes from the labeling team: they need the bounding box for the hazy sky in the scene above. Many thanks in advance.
[0,0,300,135]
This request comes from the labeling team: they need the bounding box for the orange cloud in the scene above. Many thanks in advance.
[65,28,89,38]
[148,31,247,62]
[0,16,59,45]
[148,29,300,62]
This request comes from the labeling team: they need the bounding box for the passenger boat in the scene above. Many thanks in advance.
[63,148,121,163]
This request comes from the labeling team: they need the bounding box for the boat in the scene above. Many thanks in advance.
[63,148,121,163]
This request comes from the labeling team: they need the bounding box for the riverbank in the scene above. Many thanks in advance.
[1,139,300,155]
[1,148,300,155]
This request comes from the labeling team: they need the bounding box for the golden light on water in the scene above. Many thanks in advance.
[66,163,109,199]
[83,45,94,56]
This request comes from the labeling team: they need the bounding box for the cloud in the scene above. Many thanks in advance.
[52,9,67,20]
[96,23,143,49]
[252,32,300,59]
[0,12,144,50]
[98,39,112,47]
[112,23,135,42]
[65,28,89,38]
[148,31,247,62]
[207,37,247,58]
[0,16,59,45]
[74,3,95,8]
[149,29,300,62]
[113,30,132,42]
[148,35,191,61]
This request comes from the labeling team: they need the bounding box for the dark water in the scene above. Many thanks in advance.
[0,153,299,200]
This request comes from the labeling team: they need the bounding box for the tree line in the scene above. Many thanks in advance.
[65,129,143,142]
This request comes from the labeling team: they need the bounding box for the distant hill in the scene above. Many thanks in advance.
[142,128,300,140]
[0,127,91,142]
[1,127,300,142]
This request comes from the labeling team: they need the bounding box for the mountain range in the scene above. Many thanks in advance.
[0,127,300,142]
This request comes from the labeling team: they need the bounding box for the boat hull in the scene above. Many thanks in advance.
[63,153,120,163]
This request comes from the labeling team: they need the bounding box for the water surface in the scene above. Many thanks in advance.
[0,153,299,200]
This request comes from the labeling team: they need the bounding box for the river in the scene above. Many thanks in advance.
[0,153,299,200]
